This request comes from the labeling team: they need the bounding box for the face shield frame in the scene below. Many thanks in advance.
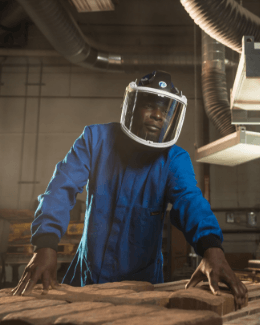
[120,81,187,149]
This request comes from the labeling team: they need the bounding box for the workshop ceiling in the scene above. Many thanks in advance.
[0,0,259,61]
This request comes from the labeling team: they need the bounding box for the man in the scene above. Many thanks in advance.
[12,71,247,309]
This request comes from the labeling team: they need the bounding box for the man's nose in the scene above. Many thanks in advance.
[150,107,163,120]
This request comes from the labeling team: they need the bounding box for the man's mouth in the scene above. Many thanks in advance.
[145,124,161,132]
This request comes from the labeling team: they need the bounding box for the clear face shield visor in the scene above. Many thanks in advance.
[120,82,187,148]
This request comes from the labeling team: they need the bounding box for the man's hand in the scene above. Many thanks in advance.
[11,247,60,296]
[185,247,248,310]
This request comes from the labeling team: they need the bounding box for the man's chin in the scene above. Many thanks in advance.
[139,131,160,142]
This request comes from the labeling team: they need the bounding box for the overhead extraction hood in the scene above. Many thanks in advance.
[231,36,260,124]
[195,128,260,166]
[196,35,260,167]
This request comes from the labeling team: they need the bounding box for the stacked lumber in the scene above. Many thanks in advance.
[0,280,259,325]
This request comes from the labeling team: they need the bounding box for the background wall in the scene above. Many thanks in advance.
[0,59,205,210]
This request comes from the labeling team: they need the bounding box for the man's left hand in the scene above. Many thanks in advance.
[185,247,248,310]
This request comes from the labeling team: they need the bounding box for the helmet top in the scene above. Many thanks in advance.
[138,70,179,95]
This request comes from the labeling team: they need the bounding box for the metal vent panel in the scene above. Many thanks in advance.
[196,143,260,166]
[195,129,260,166]
[231,36,260,124]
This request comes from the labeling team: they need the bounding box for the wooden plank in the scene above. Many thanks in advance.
[154,280,188,292]
[168,288,241,316]
[54,307,221,325]
[223,312,260,325]
[2,301,112,325]
[3,280,258,324]
[249,290,260,301]
[236,271,260,283]
[0,298,67,319]
[222,299,260,323]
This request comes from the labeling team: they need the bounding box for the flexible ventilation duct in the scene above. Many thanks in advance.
[202,31,235,136]
[15,0,236,72]
[181,0,260,136]
[16,0,113,70]
[181,0,260,53]
[71,0,116,12]
[16,0,257,136]
[17,0,190,72]
[0,0,27,35]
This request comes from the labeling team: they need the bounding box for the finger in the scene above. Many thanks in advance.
[234,282,248,310]
[50,269,60,289]
[11,267,31,294]
[185,270,206,289]
[242,282,248,298]
[41,271,51,295]
[208,276,221,296]
[234,295,243,310]
[222,278,245,310]
[12,272,31,296]
[21,273,40,296]
[239,282,248,306]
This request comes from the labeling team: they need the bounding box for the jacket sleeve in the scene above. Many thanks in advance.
[31,126,92,251]
[166,149,223,256]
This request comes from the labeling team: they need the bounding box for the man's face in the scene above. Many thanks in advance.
[131,95,169,142]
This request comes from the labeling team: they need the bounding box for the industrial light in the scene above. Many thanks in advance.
[195,128,260,166]
[70,0,116,12]
[230,36,260,124]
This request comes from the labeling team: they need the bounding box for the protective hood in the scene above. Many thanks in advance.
[120,71,187,149]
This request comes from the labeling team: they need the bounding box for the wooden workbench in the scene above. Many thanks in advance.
[0,280,259,324]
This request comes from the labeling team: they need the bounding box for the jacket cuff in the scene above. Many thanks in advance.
[33,234,59,252]
[197,234,224,257]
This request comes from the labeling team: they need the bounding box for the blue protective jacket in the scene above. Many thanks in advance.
[32,122,223,286]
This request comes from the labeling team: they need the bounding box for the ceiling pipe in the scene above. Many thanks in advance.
[180,0,260,54]
[0,48,237,70]
[15,0,238,72]
[181,0,260,137]
[14,0,242,138]
[0,0,27,36]
[15,0,202,72]
[201,31,235,136]
[16,0,108,69]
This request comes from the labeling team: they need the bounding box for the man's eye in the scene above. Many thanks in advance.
[159,108,168,114]
[144,104,168,113]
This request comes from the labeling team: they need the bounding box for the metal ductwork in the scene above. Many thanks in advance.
[14,0,237,72]
[17,0,192,72]
[16,0,115,70]
[71,0,117,12]
[0,0,28,47]
[231,36,260,125]
[180,0,260,138]
[201,31,235,137]
[181,0,260,166]
[196,36,260,166]
[14,0,259,154]
[0,0,27,35]
[180,0,260,54]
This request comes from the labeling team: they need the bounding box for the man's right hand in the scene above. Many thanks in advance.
[11,247,60,296]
